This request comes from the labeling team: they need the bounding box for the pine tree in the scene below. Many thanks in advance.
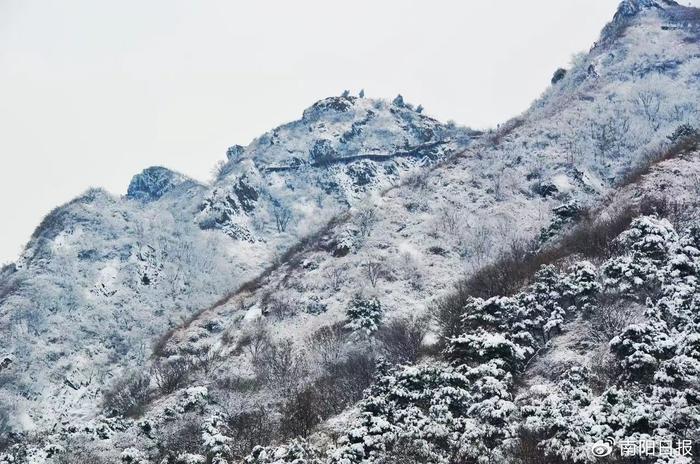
[202,415,232,462]
[602,216,678,297]
[346,294,383,336]
[246,439,323,464]
[462,296,518,334]
[447,330,525,373]
[518,265,565,344]
[562,260,600,314]
[609,315,674,383]
[460,360,516,463]
[521,367,598,463]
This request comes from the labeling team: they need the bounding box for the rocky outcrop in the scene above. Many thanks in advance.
[126,166,192,202]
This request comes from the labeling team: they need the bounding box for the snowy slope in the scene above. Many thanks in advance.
[1,1,700,462]
[0,95,471,434]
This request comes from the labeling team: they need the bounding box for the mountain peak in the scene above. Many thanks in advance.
[615,0,662,19]
[126,166,192,202]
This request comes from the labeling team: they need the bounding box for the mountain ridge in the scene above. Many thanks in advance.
[1,1,700,462]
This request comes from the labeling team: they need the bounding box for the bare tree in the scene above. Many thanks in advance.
[280,386,325,439]
[151,356,193,394]
[491,167,506,201]
[587,301,636,344]
[589,112,630,160]
[634,90,663,132]
[272,205,293,232]
[308,323,347,366]
[254,338,307,391]
[226,407,276,457]
[438,206,460,234]
[260,290,295,320]
[364,259,385,288]
[356,208,378,237]
[668,102,696,123]
[464,224,493,268]
[323,266,346,292]
[377,316,429,363]
[103,371,151,418]
[239,320,272,364]
[0,403,11,449]
[405,171,429,190]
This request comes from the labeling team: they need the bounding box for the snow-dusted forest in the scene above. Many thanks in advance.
[2,1,700,463]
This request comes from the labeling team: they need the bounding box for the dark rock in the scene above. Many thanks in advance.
[533,181,559,198]
[301,259,318,270]
[346,161,377,187]
[551,68,568,84]
[539,201,582,244]
[0,356,12,372]
[428,246,448,256]
[302,96,355,121]
[309,139,337,165]
[332,240,351,257]
[226,145,245,160]
[233,178,259,214]
[127,166,187,202]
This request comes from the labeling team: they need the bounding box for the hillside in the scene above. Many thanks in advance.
[1,1,700,463]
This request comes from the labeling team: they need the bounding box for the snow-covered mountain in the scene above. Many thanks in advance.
[0,93,471,434]
[2,1,700,463]
[200,95,469,242]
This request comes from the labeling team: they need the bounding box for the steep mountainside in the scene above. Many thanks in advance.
[0,96,471,432]
[1,1,700,463]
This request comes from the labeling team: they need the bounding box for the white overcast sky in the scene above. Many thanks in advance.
[2,0,697,262]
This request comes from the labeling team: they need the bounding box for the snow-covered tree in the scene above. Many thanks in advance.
[602,216,678,297]
[447,330,525,374]
[245,439,323,464]
[346,294,383,337]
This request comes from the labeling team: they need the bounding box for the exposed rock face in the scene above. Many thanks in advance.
[225,144,245,161]
[202,96,472,241]
[126,166,191,202]
[551,68,567,84]
[600,0,666,44]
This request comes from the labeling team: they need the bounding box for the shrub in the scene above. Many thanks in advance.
[260,292,295,320]
[667,123,699,145]
[280,350,377,440]
[585,297,637,343]
[377,315,429,363]
[156,417,201,459]
[459,205,641,300]
[226,407,276,458]
[254,339,306,390]
[308,322,347,367]
[215,374,261,393]
[322,350,377,408]
[279,387,324,439]
[0,403,10,451]
[433,281,471,345]
[152,356,193,395]
[54,440,109,464]
[103,371,151,418]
